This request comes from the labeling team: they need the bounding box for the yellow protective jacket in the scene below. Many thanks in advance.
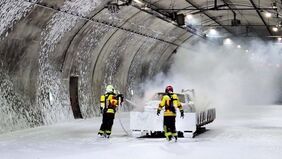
[100,93,119,114]
[158,93,183,116]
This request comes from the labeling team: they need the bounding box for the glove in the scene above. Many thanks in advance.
[100,107,104,114]
[117,94,124,103]
[157,109,161,116]
[180,110,184,118]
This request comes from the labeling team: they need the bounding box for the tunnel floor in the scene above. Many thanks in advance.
[1,105,282,159]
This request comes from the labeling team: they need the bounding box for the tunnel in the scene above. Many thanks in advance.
[0,0,280,131]
[1,0,282,158]
[0,0,202,133]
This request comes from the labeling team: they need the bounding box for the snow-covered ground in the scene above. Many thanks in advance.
[1,105,282,159]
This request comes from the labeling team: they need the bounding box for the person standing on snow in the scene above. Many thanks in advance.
[98,85,123,138]
[157,85,184,141]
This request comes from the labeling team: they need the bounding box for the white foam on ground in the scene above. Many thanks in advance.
[1,105,282,159]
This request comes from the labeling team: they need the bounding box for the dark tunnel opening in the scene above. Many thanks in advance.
[69,76,83,119]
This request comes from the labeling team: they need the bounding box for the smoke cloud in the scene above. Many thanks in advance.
[139,39,282,116]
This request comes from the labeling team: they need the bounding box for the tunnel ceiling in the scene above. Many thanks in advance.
[137,0,282,39]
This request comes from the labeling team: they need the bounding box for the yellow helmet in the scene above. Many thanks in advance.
[106,85,114,93]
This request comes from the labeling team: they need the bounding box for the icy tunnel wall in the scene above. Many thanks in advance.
[0,0,196,133]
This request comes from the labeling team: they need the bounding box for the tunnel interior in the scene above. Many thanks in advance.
[0,0,197,133]
[1,0,281,134]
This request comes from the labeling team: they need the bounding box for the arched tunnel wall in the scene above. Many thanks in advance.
[0,0,200,133]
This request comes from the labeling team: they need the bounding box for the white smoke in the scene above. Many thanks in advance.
[140,39,282,116]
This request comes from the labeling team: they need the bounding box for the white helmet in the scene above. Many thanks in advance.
[106,85,114,93]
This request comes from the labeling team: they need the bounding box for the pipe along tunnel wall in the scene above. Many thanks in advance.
[0,0,198,133]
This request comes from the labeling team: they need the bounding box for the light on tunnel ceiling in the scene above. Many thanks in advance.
[264,12,272,18]
[272,27,279,32]
[237,45,241,48]
[141,4,150,10]
[272,2,277,9]
[223,38,233,45]
[245,49,249,53]
[185,14,193,20]
[133,0,144,4]
[209,28,217,35]
[206,28,219,37]
[278,37,282,41]
[278,21,282,27]
[185,14,199,26]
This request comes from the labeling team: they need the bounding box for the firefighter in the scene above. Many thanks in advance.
[98,85,122,138]
[157,85,184,141]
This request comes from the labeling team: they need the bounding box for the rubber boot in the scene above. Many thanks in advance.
[98,131,104,137]
[167,135,172,141]
[174,136,178,142]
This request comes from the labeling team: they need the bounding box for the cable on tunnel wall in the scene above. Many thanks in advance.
[23,0,180,47]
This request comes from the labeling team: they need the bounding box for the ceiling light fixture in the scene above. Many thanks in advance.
[223,38,232,45]
[185,14,193,20]
[209,28,217,34]
[272,2,277,9]
[278,21,282,27]
[264,12,272,18]
[133,0,143,4]
[272,27,278,32]
[141,4,149,10]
